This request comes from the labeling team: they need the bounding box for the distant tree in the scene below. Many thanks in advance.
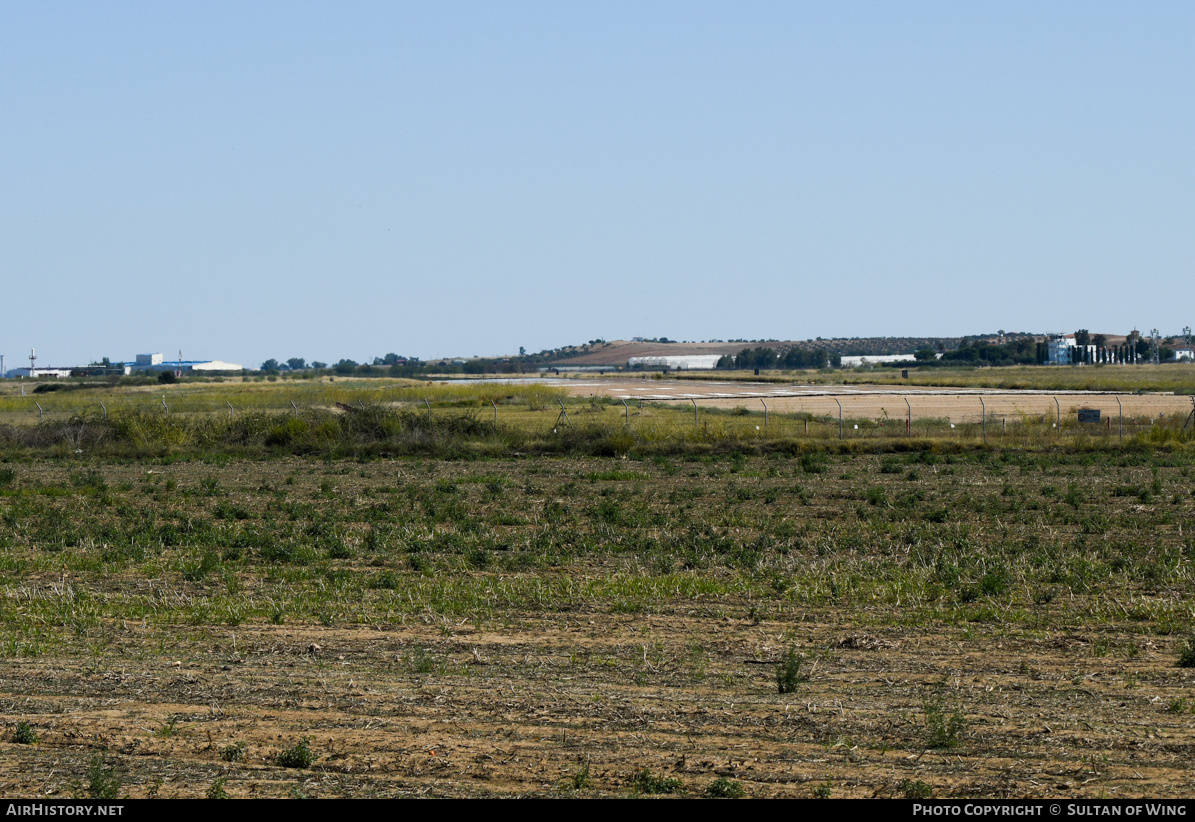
[914,348,936,361]
[260,359,280,371]
[519,346,526,357]
[1074,329,1091,347]
[1092,334,1107,349]
[157,370,176,385]
[780,348,828,369]
[734,347,778,370]
[333,359,358,375]
[311,361,327,369]
[287,358,306,370]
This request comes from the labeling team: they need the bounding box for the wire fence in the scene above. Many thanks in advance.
[0,387,1190,446]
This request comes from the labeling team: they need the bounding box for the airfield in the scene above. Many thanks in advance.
[543,375,1195,426]
[0,373,1194,797]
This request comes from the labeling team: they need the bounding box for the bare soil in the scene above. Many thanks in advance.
[1,455,1194,799]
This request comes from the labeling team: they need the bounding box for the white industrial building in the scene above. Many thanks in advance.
[5,367,73,379]
[127,353,243,373]
[839,354,918,368]
[627,355,722,370]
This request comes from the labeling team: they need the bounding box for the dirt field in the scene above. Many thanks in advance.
[2,453,1195,798]
[548,377,1195,425]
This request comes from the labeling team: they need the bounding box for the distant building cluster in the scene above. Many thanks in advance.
[4,351,243,379]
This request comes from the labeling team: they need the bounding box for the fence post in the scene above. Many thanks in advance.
[491,399,497,431]
[979,397,986,443]
[904,397,911,434]
[35,402,43,422]
[833,397,842,439]
[621,399,629,425]
[227,401,234,419]
[99,402,106,420]
[424,399,432,424]
[691,398,698,428]
[161,395,168,415]
[291,401,298,416]
[1054,397,1060,430]
[760,399,767,433]
[1116,396,1123,442]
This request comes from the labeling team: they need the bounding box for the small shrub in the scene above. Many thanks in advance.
[181,551,219,583]
[923,694,966,749]
[901,779,932,799]
[630,768,684,795]
[571,758,593,790]
[812,780,832,798]
[206,777,230,799]
[154,716,179,738]
[371,570,399,590]
[776,646,803,694]
[275,737,315,769]
[407,647,438,674]
[978,568,1009,597]
[12,722,38,744]
[799,453,826,474]
[220,741,247,762]
[705,777,745,798]
[84,756,122,800]
[1177,638,1195,668]
[1167,697,1188,714]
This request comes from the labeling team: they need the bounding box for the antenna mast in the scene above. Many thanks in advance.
[28,348,37,376]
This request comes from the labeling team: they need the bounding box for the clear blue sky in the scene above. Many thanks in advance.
[3,1,1193,368]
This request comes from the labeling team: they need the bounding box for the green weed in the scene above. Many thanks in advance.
[12,722,38,744]
[630,768,684,795]
[776,646,804,694]
[705,777,745,798]
[901,779,932,799]
[84,756,122,800]
[275,737,315,769]
[923,694,966,749]
[1178,639,1195,668]
[220,741,247,762]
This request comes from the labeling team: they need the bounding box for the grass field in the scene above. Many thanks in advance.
[2,379,1195,797]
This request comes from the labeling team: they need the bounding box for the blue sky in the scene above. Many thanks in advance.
[3,2,1193,368]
